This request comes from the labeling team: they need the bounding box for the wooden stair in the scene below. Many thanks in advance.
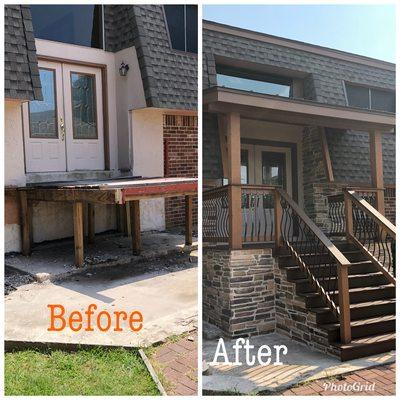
[278,241,395,361]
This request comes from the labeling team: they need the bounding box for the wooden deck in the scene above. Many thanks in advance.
[18,177,197,267]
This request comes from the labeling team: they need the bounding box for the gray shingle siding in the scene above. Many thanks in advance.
[105,5,197,110]
[203,23,395,184]
[5,5,42,101]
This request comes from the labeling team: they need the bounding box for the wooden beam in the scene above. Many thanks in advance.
[218,114,229,179]
[130,200,141,255]
[19,191,31,256]
[73,202,84,267]
[227,112,242,250]
[369,130,385,214]
[319,127,334,182]
[185,195,193,245]
[337,264,352,344]
[24,188,116,204]
[87,203,95,244]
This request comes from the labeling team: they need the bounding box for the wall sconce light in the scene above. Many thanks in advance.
[119,62,130,77]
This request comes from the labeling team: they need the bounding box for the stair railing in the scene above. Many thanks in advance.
[344,190,396,284]
[277,189,353,344]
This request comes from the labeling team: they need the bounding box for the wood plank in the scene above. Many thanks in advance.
[87,203,95,244]
[319,127,334,182]
[73,202,84,267]
[19,191,31,256]
[185,195,193,245]
[130,200,141,255]
[227,112,242,250]
[24,188,116,204]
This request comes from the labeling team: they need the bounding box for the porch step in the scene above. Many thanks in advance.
[311,299,396,325]
[321,314,395,342]
[284,261,377,280]
[332,332,396,361]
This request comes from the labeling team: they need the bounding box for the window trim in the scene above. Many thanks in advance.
[162,5,198,56]
[343,81,395,113]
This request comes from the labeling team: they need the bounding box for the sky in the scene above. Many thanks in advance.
[203,4,396,63]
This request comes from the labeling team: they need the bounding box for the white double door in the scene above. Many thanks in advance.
[23,60,104,173]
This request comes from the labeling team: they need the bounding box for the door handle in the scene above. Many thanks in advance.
[59,117,65,141]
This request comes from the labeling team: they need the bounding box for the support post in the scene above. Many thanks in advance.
[227,112,242,250]
[130,200,141,255]
[185,195,193,245]
[73,202,84,267]
[19,190,31,256]
[337,264,352,344]
[274,190,283,252]
[344,192,353,239]
[370,130,385,214]
[87,203,95,244]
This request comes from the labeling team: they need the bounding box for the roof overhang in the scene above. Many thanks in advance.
[204,87,395,132]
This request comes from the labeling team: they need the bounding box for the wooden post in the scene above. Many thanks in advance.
[87,203,95,244]
[130,200,141,255]
[344,192,353,240]
[185,195,193,245]
[19,190,31,256]
[337,264,352,344]
[274,190,283,252]
[227,112,242,250]
[370,130,385,214]
[73,202,84,267]
[218,114,229,179]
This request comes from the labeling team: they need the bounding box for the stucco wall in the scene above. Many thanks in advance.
[131,108,166,231]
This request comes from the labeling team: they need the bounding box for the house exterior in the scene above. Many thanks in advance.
[5,5,198,253]
[202,21,395,361]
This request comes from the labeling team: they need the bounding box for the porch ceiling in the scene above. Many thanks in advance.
[204,87,395,132]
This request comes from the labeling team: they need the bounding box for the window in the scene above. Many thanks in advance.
[216,65,292,97]
[241,149,249,184]
[345,83,395,112]
[30,5,103,49]
[164,5,197,53]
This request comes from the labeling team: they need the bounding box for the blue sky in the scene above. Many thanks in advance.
[203,4,396,63]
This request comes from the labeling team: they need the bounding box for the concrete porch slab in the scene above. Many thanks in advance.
[203,333,395,394]
[5,231,197,282]
[5,255,197,348]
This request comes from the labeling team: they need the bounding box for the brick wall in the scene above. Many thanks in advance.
[163,114,198,228]
[384,187,396,224]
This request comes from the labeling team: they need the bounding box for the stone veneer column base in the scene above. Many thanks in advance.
[203,246,341,358]
[203,247,275,337]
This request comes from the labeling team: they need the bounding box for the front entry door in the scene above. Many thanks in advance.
[23,61,104,173]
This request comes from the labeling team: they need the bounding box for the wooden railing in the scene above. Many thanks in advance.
[277,189,352,343]
[344,190,396,283]
[328,188,379,237]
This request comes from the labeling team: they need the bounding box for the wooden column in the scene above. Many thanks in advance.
[130,200,141,255]
[218,114,229,179]
[185,195,193,245]
[227,112,242,250]
[370,130,385,214]
[344,193,353,239]
[87,203,95,244]
[73,202,84,267]
[19,190,31,256]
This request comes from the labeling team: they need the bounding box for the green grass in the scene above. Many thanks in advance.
[5,347,159,396]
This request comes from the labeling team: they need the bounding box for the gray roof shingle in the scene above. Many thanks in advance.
[5,5,42,101]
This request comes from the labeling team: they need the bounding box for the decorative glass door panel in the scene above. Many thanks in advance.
[261,151,286,189]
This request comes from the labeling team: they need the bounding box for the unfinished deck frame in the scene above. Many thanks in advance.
[19,177,197,267]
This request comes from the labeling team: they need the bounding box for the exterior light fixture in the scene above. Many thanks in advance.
[119,62,129,77]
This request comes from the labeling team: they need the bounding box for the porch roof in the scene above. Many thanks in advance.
[204,87,395,132]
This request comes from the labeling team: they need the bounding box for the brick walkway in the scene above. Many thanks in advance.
[151,331,198,396]
[282,363,395,396]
